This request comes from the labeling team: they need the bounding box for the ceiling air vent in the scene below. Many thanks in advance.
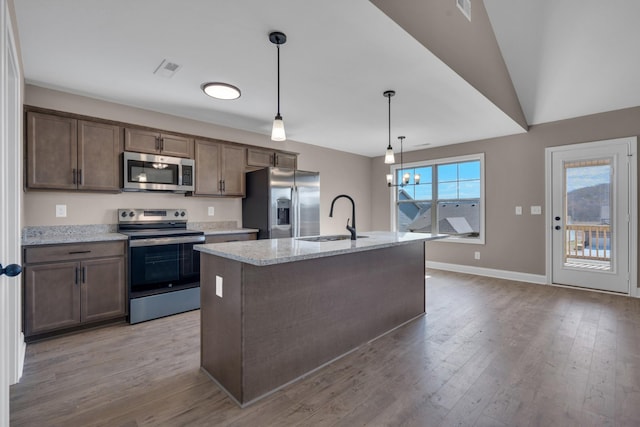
[456,0,471,21]
[153,59,182,78]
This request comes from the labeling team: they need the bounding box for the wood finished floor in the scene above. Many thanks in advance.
[10,269,640,426]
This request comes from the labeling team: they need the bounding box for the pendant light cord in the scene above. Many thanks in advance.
[277,44,281,116]
[388,94,391,149]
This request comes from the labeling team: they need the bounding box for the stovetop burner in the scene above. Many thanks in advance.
[117,208,203,238]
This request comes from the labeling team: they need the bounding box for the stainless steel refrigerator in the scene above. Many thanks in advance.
[242,167,320,239]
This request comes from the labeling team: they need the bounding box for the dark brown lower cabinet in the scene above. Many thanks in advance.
[23,241,126,338]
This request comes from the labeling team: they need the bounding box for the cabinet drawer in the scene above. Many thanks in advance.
[205,233,257,244]
[25,241,125,264]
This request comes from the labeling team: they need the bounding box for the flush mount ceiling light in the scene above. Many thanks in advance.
[383,90,396,164]
[270,31,287,142]
[202,82,241,100]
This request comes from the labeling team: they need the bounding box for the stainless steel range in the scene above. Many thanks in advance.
[118,208,205,324]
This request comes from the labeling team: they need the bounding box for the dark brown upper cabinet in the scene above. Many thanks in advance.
[194,140,246,197]
[26,112,122,192]
[246,148,297,170]
[124,128,193,158]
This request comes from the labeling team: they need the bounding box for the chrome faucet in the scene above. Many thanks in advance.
[329,194,356,240]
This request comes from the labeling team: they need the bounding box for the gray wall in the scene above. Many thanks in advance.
[371,106,640,278]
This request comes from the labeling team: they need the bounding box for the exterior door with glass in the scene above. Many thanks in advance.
[549,138,635,293]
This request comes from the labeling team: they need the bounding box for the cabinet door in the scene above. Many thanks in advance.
[194,139,221,196]
[77,120,122,192]
[124,128,161,155]
[246,148,273,168]
[221,145,246,196]
[26,112,78,190]
[24,262,81,335]
[274,152,297,169]
[81,257,126,323]
[160,133,193,158]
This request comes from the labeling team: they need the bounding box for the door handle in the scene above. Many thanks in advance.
[0,263,22,277]
[555,226,561,230]
[555,216,561,221]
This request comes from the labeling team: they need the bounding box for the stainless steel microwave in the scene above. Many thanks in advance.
[123,151,195,192]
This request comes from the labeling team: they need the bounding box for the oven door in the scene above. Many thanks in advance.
[129,236,202,297]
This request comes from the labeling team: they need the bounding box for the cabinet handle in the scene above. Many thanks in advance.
[160,137,164,151]
[78,169,83,185]
[222,180,225,192]
[155,137,160,151]
[68,250,91,255]
[72,168,77,184]
[75,267,79,285]
[82,266,86,283]
[274,153,278,166]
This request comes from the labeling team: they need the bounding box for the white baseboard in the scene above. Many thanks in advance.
[426,261,547,285]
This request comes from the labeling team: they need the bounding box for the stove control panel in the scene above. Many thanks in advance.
[117,208,188,223]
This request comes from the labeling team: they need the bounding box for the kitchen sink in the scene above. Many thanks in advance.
[296,234,368,242]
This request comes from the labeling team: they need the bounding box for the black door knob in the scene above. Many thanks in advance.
[554,226,561,230]
[0,263,22,277]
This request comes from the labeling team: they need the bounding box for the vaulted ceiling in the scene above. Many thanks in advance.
[14,1,640,156]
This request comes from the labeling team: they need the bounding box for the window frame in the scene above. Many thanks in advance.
[389,153,485,244]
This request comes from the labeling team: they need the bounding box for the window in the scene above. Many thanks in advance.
[391,153,484,243]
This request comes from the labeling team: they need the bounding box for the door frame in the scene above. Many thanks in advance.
[1,0,24,424]
[545,137,638,296]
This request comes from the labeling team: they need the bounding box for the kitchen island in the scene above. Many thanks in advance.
[194,231,444,406]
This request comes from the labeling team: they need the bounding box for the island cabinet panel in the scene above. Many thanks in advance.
[200,255,243,400]
[200,241,425,405]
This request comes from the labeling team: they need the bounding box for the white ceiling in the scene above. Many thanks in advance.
[484,0,640,125]
[14,1,640,157]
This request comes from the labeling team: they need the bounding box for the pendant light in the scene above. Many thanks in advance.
[387,136,423,187]
[270,31,287,141]
[383,90,396,164]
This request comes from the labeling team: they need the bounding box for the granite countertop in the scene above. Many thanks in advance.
[22,222,258,246]
[22,225,128,246]
[194,231,446,266]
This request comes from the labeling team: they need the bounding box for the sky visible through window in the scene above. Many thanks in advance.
[566,165,610,192]
[396,161,481,201]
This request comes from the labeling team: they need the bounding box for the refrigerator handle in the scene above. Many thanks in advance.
[292,185,299,238]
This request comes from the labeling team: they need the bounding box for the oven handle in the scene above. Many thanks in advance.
[129,235,205,247]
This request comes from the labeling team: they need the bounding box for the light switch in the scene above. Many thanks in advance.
[208,206,215,216]
[531,206,542,215]
[515,206,522,215]
[55,204,67,217]
[215,275,223,298]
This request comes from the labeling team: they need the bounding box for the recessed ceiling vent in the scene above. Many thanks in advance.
[153,59,182,78]
[457,0,471,21]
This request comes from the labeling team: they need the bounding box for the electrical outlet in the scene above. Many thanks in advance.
[515,206,522,215]
[208,206,215,216]
[474,251,481,260]
[215,275,223,298]
[531,205,542,215]
[55,204,67,218]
